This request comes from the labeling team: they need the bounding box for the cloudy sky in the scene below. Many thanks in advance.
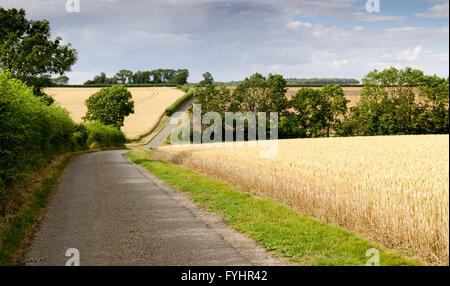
[0,0,448,83]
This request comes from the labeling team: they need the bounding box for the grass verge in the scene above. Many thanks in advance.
[164,89,194,116]
[126,149,419,266]
[126,115,171,148]
[0,151,86,265]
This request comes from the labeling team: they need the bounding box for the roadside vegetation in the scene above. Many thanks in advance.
[153,135,448,265]
[127,149,419,266]
[0,73,128,264]
[0,7,77,105]
[83,85,135,128]
[192,67,448,140]
[0,152,76,265]
[164,89,194,116]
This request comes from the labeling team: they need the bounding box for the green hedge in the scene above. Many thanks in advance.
[0,71,126,188]
[164,89,194,116]
[85,121,126,149]
[0,72,75,187]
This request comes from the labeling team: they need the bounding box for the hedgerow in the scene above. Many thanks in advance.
[0,71,126,189]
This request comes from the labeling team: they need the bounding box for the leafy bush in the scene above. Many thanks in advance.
[0,71,76,187]
[0,72,128,188]
[85,121,126,149]
[345,67,449,136]
[165,89,194,116]
[83,85,134,128]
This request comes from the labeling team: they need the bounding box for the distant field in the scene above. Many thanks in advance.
[152,135,449,265]
[45,87,185,140]
[228,86,362,107]
[286,87,362,107]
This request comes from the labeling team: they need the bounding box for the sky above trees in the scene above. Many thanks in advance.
[0,0,448,83]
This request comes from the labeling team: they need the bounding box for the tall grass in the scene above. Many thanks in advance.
[152,135,449,265]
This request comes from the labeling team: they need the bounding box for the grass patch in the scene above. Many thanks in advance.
[126,115,171,148]
[0,151,85,265]
[126,149,419,266]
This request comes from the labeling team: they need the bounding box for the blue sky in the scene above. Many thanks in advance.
[0,0,448,83]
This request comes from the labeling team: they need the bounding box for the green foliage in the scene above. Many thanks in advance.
[51,75,69,85]
[84,69,189,85]
[198,72,214,86]
[127,149,418,266]
[195,73,289,115]
[83,85,135,128]
[344,67,449,136]
[114,69,133,84]
[0,71,75,187]
[165,89,194,116]
[84,121,126,149]
[0,7,77,97]
[168,69,189,85]
[231,73,288,113]
[279,85,349,138]
[83,72,116,85]
[0,71,128,189]
[194,84,231,115]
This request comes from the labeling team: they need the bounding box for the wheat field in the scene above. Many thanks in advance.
[152,135,449,265]
[45,87,185,140]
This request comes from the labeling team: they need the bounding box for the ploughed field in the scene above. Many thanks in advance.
[152,135,449,265]
[45,87,185,140]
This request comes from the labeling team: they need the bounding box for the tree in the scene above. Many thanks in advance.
[83,85,134,128]
[418,75,449,134]
[322,85,349,136]
[51,75,69,85]
[280,85,348,138]
[341,67,449,136]
[194,84,232,115]
[231,73,288,113]
[84,72,117,84]
[289,88,326,137]
[349,67,424,135]
[0,7,77,99]
[169,69,189,85]
[199,72,214,86]
[114,69,133,84]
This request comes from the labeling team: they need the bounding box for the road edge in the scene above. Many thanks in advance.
[129,157,295,266]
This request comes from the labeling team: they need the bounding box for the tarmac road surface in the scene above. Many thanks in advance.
[23,150,252,266]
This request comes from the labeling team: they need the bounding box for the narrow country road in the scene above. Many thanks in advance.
[23,97,275,266]
[23,150,251,266]
[144,97,194,148]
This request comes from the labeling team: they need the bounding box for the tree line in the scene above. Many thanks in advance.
[194,68,449,139]
[214,77,359,86]
[84,69,189,85]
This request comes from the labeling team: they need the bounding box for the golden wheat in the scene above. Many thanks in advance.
[45,87,185,139]
[153,135,449,265]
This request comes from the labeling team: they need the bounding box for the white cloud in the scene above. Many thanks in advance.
[415,1,449,18]
[344,12,404,22]
[331,59,349,70]
[397,46,423,62]
[286,20,311,30]
[0,0,448,82]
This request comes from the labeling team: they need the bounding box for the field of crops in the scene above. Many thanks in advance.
[152,135,449,265]
[286,87,362,107]
[227,86,362,107]
[45,87,185,140]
